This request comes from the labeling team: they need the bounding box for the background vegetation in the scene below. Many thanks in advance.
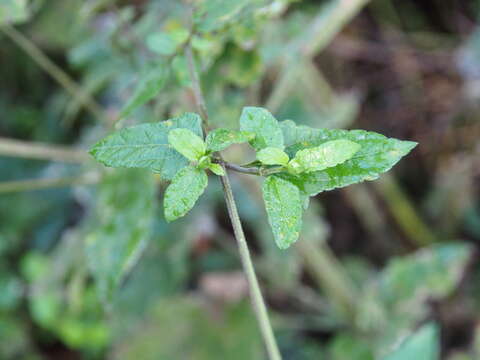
[1,0,480,359]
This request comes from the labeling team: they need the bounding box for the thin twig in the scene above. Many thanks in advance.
[0,173,99,194]
[185,43,209,126]
[1,24,110,125]
[0,137,89,163]
[185,40,282,360]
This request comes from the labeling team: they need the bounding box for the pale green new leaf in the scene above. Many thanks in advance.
[164,166,208,222]
[279,121,417,196]
[120,65,168,118]
[168,128,206,161]
[208,163,225,176]
[86,169,155,303]
[0,0,30,25]
[262,176,303,249]
[257,147,289,166]
[146,29,189,56]
[383,323,439,360]
[90,113,203,180]
[287,139,360,174]
[205,128,254,152]
[240,107,284,151]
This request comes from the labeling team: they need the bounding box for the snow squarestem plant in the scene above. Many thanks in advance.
[89,41,417,360]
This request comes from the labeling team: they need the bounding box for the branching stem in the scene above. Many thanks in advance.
[185,40,282,360]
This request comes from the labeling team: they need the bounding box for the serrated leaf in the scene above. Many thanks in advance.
[208,163,225,176]
[257,147,289,166]
[205,128,254,152]
[279,121,417,196]
[262,176,303,249]
[86,169,155,303]
[383,323,439,360]
[120,64,168,118]
[164,166,208,222]
[240,107,284,151]
[288,139,360,174]
[168,128,206,161]
[90,113,203,180]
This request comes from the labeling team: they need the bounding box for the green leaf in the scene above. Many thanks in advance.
[120,64,168,118]
[287,139,360,174]
[164,166,208,222]
[205,128,254,152]
[262,176,303,249]
[146,32,177,56]
[0,0,30,25]
[383,323,439,360]
[168,128,206,161]
[278,121,417,196]
[195,0,253,33]
[90,113,203,180]
[146,29,189,56]
[86,169,155,303]
[240,107,284,151]
[257,147,289,166]
[208,163,225,176]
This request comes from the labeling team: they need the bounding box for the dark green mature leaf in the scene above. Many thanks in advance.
[205,128,254,152]
[86,169,155,303]
[262,176,303,249]
[257,147,289,166]
[279,121,417,196]
[90,113,203,181]
[168,128,206,161]
[383,323,439,360]
[120,65,168,118]
[287,139,360,174]
[164,166,208,222]
[240,107,284,151]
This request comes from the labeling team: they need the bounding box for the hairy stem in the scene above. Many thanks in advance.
[1,24,110,125]
[185,39,282,360]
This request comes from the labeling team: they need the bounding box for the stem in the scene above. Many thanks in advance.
[185,43,209,127]
[221,162,284,177]
[1,24,110,125]
[185,39,282,360]
[0,137,89,163]
[220,172,282,360]
[0,173,99,194]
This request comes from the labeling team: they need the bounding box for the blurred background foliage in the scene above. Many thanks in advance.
[1,0,480,359]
